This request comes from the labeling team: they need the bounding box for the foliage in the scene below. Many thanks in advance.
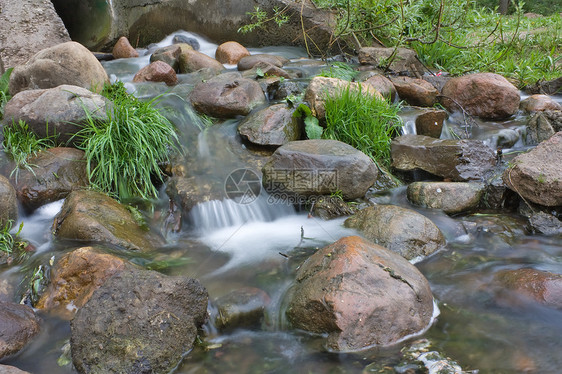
[0,220,25,256]
[75,81,179,201]
[292,102,323,139]
[318,61,358,81]
[2,120,55,181]
[322,86,402,169]
[476,0,562,15]
[0,68,13,120]
[238,6,290,33]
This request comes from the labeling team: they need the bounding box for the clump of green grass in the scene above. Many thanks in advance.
[0,220,24,256]
[0,68,13,120]
[2,120,55,181]
[318,62,358,81]
[322,86,402,169]
[75,81,179,201]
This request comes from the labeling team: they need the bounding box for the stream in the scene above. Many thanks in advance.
[2,31,562,373]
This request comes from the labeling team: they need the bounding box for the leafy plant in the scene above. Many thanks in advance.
[322,86,402,169]
[293,103,323,139]
[0,68,13,120]
[75,81,179,201]
[238,6,290,33]
[0,220,25,256]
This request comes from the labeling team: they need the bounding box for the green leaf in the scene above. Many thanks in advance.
[293,103,312,118]
[305,115,323,139]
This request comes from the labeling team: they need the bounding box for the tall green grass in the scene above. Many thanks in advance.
[75,81,179,201]
[0,68,13,120]
[322,86,402,169]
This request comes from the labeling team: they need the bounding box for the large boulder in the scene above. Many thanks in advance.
[70,268,208,374]
[2,85,111,146]
[407,181,485,214]
[190,73,267,118]
[286,236,435,351]
[358,47,425,77]
[391,134,496,181]
[344,205,445,260]
[0,175,18,227]
[440,73,520,120]
[0,0,70,70]
[0,301,41,359]
[262,139,378,200]
[493,268,562,310]
[52,190,165,251]
[36,246,129,319]
[238,104,302,147]
[13,147,89,212]
[503,131,562,207]
[9,42,110,96]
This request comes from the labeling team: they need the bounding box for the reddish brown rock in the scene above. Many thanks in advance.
[149,45,182,71]
[179,49,224,74]
[133,60,178,86]
[441,73,520,120]
[494,268,562,309]
[286,236,434,351]
[0,301,41,359]
[215,41,251,65]
[390,76,438,107]
[415,109,447,138]
[520,94,562,112]
[363,74,397,101]
[112,36,139,59]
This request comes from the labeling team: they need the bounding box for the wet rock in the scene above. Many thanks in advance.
[13,147,88,212]
[0,175,18,227]
[172,34,200,50]
[481,167,519,210]
[304,76,383,121]
[286,236,435,351]
[238,104,301,147]
[391,134,496,181]
[527,211,562,236]
[52,190,165,251]
[242,62,292,80]
[407,182,485,215]
[494,268,562,310]
[213,287,270,331]
[415,109,447,138]
[133,61,178,86]
[179,49,224,74]
[190,73,267,118]
[262,139,378,200]
[503,131,562,207]
[526,111,562,144]
[9,41,109,96]
[215,41,251,65]
[440,73,520,120]
[0,365,31,374]
[149,45,182,71]
[36,246,129,319]
[362,73,397,101]
[237,54,288,71]
[0,301,41,359]
[524,76,562,95]
[344,205,445,260]
[0,0,70,70]
[2,85,111,146]
[310,195,357,220]
[112,36,139,59]
[166,175,222,215]
[390,76,438,107]
[70,268,208,374]
[273,80,304,100]
[520,94,562,112]
[358,47,425,77]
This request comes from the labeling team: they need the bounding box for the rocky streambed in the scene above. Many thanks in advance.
[0,24,561,374]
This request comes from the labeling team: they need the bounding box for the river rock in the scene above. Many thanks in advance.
[527,211,562,236]
[166,176,222,215]
[172,34,200,50]
[0,175,18,227]
[70,268,208,374]
[9,41,110,96]
[344,205,445,260]
[503,131,562,207]
[0,0,70,70]
[304,76,384,121]
[407,181,485,214]
[133,61,178,86]
[2,85,111,146]
[362,73,397,101]
[391,134,496,181]
[262,139,378,200]
[112,36,139,59]
[310,195,357,220]
[526,111,562,144]
[238,104,301,147]
[149,45,182,71]
[286,236,434,351]
[0,301,41,359]
[237,54,289,71]
[0,365,31,374]
[13,147,88,212]
[190,73,267,118]
[36,246,129,319]
[440,73,520,120]
[493,268,562,310]
[179,49,224,74]
[520,94,562,112]
[390,76,438,107]
[52,190,165,251]
[242,62,292,80]
[524,76,562,95]
[213,287,270,331]
[216,41,251,65]
[415,109,447,138]
[358,47,425,77]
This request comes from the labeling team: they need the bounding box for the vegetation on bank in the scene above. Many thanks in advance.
[0,68,12,120]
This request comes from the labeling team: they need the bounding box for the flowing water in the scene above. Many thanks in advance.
[2,31,562,373]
